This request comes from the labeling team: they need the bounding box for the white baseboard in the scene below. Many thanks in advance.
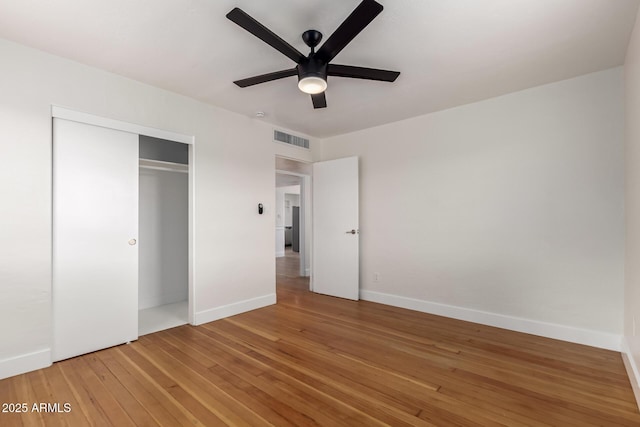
[622,338,640,410]
[360,290,621,351]
[276,251,285,258]
[0,349,51,380]
[194,293,276,325]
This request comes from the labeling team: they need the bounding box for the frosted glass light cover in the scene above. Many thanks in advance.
[298,77,327,94]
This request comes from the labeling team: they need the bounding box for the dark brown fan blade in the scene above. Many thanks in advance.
[311,92,327,109]
[234,68,298,88]
[226,8,305,64]
[328,64,400,82]
[315,0,383,64]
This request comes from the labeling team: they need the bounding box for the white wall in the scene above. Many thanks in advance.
[624,7,640,405]
[321,68,625,349]
[139,168,188,310]
[0,38,278,379]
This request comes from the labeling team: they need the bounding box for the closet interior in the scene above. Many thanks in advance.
[138,135,189,336]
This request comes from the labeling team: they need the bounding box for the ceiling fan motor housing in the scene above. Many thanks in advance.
[297,57,328,82]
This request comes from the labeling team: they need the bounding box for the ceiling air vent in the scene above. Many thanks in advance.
[274,130,310,149]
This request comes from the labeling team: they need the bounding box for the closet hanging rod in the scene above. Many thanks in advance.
[139,158,188,174]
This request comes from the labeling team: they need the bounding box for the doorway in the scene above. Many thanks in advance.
[275,157,312,284]
[138,135,190,336]
[274,155,360,300]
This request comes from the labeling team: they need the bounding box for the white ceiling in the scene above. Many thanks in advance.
[0,0,638,138]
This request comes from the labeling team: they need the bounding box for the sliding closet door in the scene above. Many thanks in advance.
[52,118,139,361]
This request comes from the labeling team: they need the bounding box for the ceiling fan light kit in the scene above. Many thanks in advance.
[298,76,327,95]
[297,47,328,94]
[226,0,400,109]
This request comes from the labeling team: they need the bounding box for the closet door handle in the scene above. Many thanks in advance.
[128,239,137,246]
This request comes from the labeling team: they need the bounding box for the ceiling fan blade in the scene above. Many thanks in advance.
[311,92,327,109]
[328,64,400,82]
[234,68,298,88]
[226,8,305,64]
[315,0,383,64]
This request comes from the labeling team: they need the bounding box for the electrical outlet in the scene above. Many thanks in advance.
[373,272,380,282]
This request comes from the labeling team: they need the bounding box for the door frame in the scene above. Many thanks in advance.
[275,169,311,280]
[51,106,197,325]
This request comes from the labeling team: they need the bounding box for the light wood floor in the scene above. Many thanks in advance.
[277,246,303,279]
[1,251,639,426]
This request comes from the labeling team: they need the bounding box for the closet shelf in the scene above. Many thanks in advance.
[139,158,188,173]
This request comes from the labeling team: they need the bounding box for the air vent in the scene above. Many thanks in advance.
[274,130,310,149]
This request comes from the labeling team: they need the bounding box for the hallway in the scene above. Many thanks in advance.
[276,247,309,289]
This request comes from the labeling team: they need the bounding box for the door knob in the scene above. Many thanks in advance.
[345,229,358,235]
[128,239,137,245]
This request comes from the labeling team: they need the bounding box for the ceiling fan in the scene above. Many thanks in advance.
[226,0,400,109]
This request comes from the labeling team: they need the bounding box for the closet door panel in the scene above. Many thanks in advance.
[53,118,138,361]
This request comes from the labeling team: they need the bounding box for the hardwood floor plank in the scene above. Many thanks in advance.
[196,324,399,426]
[156,330,314,427]
[117,343,228,426]
[163,327,330,427]
[296,316,626,425]
[151,331,288,423]
[44,364,95,426]
[12,374,44,427]
[0,374,28,427]
[0,377,22,427]
[83,352,161,426]
[440,367,632,427]
[56,362,113,425]
[215,318,440,422]
[26,370,71,427]
[207,316,538,426]
[62,357,136,426]
[130,338,267,426]
[96,347,197,427]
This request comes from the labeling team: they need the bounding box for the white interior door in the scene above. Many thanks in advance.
[312,156,359,300]
[53,118,139,361]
